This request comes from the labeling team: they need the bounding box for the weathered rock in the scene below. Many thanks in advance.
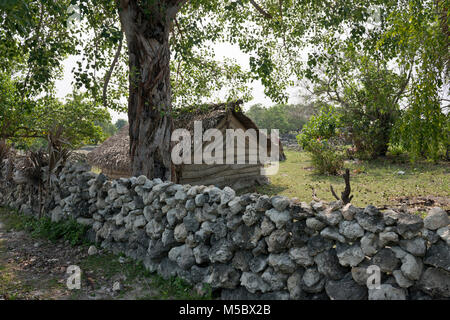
[51,206,63,223]
[168,245,195,270]
[424,207,449,230]
[368,284,406,300]
[193,244,210,265]
[317,210,342,226]
[88,245,98,256]
[220,287,260,300]
[249,255,268,273]
[265,208,290,229]
[396,212,424,239]
[302,268,325,293]
[266,229,290,253]
[314,249,347,280]
[289,247,314,267]
[207,264,240,289]
[399,237,426,257]
[174,223,188,242]
[421,229,440,244]
[363,205,380,217]
[261,267,288,291]
[268,253,296,274]
[392,270,414,288]
[271,196,290,211]
[336,243,365,267]
[287,272,306,300]
[195,194,206,207]
[424,241,450,272]
[417,267,450,298]
[325,273,367,300]
[307,235,333,256]
[306,217,326,231]
[371,248,400,273]
[355,212,385,233]
[320,227,345,242]
[360,233,379,256]
[401,253,423,281]
[232,251,252,272]
[437,226,450,245]
[260,217,275,236]
[339,220,365,240]
[378,230,399,247]
[342,203,361,221]
[240,272,270,293]
[255,195,272,212]
[220,187,235,205]
[209,239,234,263]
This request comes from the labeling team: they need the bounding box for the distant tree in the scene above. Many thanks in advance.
[96,121,118,142]
[114,119,128,130]
[0,73,109,148]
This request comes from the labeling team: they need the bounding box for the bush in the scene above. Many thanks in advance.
[18,214,90,246]
[306,139,344,175]
[297,106,345,175]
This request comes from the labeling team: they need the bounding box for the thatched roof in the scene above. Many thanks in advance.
[88,124,132,174]
[87,101,285,174]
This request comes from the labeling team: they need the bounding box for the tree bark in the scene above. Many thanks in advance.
[118,0,184,180]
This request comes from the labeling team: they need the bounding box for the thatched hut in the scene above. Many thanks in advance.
[88,101,285,190]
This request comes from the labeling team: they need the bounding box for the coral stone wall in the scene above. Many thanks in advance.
[1,160,449,300]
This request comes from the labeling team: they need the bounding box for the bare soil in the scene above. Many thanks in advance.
[0,217,160,300]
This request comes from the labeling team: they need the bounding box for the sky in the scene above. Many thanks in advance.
[54,42,302,123]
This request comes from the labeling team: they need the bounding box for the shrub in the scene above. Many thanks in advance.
[18,214,90,246]
[297,106,345,175]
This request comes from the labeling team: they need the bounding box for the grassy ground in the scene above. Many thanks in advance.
[241,150,450,210]
[0,208,212,300]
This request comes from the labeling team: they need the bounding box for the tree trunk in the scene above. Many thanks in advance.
[118,0,183,180]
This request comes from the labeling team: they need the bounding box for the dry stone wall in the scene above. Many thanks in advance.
[1,160,449,300]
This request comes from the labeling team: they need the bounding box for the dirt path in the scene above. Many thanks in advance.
[0,213,201,300]
[0,217,79,299]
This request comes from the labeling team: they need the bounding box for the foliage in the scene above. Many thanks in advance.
[0,72,110,148]
[246,103,318,134]
[380,0,449,162]
[1,0,448,167]
[311,45,406,159]
[114,119,128,130]
[5,212,89,246]
[96,120,118,141]
[297,106,345,174]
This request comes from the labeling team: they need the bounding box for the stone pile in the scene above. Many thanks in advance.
[1,160,449,300]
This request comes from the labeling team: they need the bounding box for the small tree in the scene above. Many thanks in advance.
[297,106,345,175]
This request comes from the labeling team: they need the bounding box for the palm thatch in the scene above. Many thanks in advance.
[87,101,286,179]
[87,124,131,177]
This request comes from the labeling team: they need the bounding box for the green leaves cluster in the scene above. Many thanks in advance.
[297,106,345,175]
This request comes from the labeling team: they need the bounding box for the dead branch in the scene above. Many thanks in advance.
[330,168,354,204]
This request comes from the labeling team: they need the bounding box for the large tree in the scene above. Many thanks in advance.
[2,0,447,178]
[118,0,184,180]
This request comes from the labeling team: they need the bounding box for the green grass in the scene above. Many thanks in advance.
[78,252,212,300]
[242,150,450,209]
[0,208,90,246]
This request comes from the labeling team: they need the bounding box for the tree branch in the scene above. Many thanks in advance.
[249,0,273,19]
[103,31,124,109]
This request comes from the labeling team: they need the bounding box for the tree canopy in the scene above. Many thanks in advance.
[0,0,448,177]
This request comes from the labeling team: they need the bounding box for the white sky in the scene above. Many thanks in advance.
[54,42,301,123]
